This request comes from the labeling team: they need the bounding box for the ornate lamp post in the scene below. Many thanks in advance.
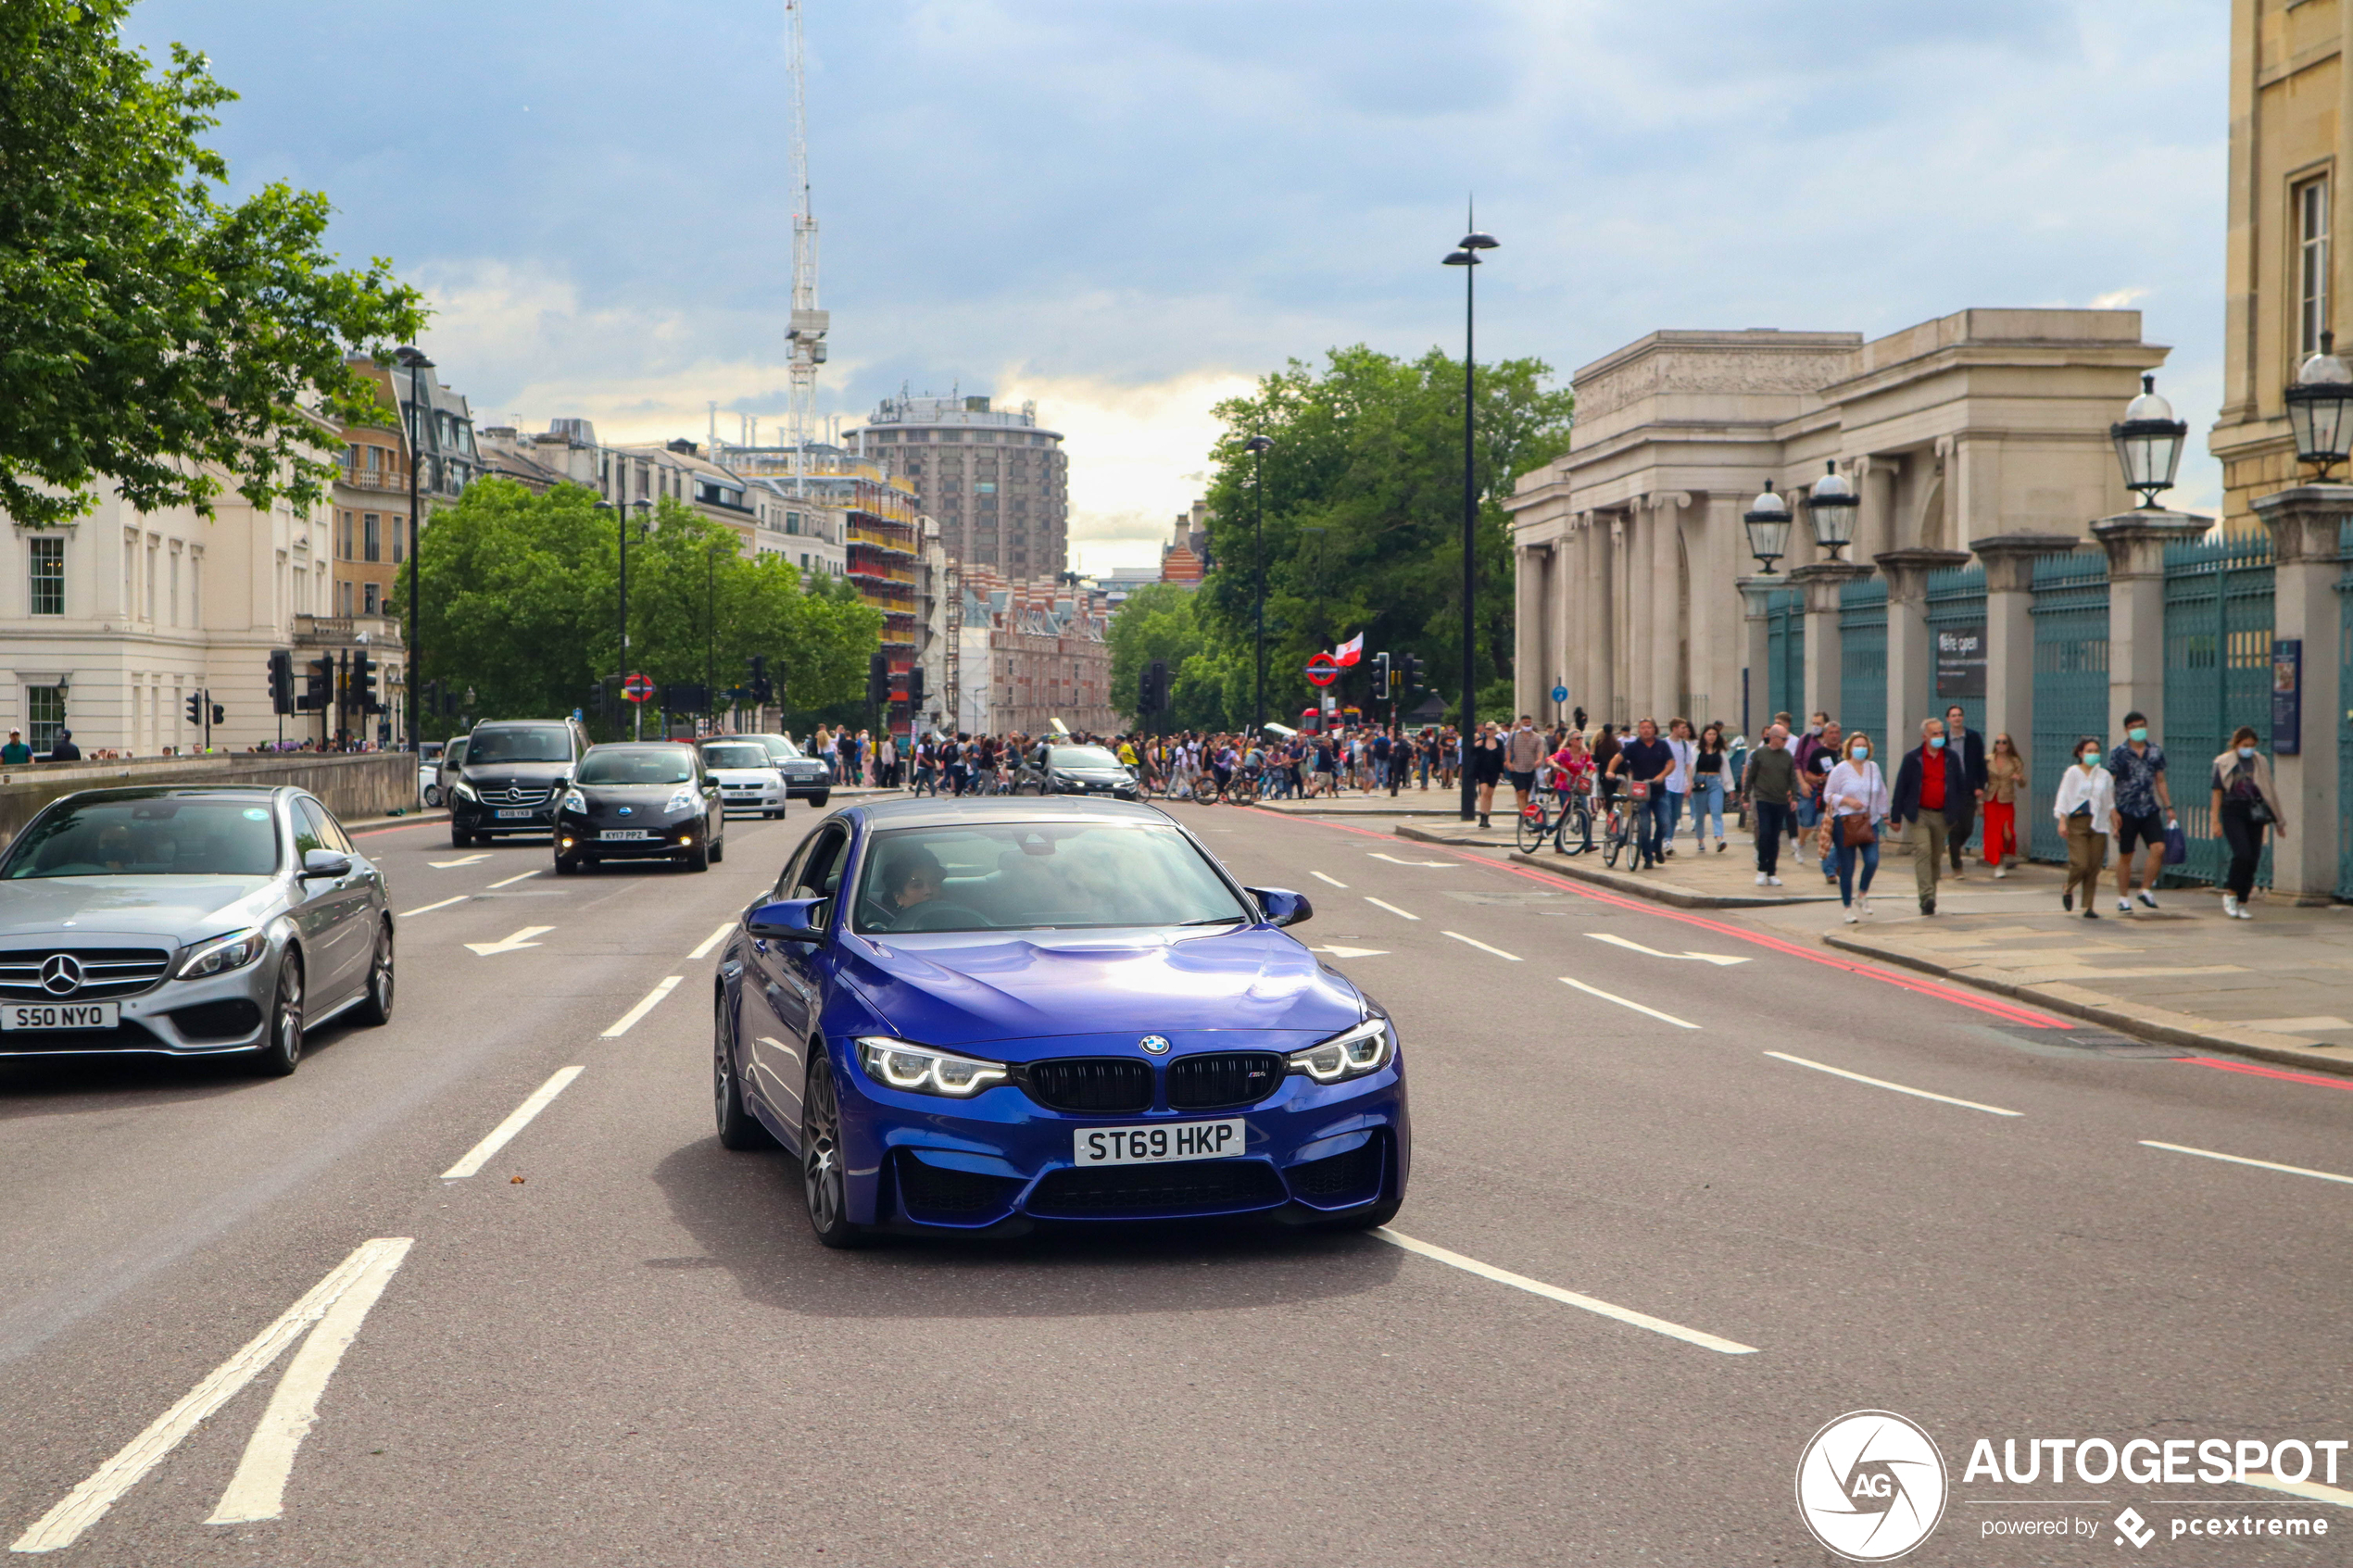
[1441,220,1497,821]
[1804,461,1860,559]
[1743,482,1793,573]
[1243,434,1273,734]
[2110,372,2190,505]
[2284,334,2353,481]
[393,345,433,749]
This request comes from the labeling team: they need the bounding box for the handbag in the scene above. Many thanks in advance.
[2162,821,2188,864]
[2248,797,2274,827]
[1839,813,1877,849]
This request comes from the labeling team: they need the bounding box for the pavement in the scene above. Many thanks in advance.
[3,797,2348,1563]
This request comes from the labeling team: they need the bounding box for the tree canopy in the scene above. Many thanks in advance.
[389,479,882,740]
[0,0,425,527]
[1108,345,1573,731]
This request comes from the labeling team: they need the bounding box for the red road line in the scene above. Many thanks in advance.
[2178,1056,2353,1092]
[1263,808,2069,1027]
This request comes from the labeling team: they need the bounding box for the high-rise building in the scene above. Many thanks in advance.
[850,395,1068,576]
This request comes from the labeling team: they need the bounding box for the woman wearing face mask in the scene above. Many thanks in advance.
[1982,733,2025,878]
[2052,735,2115,918]
[2208,725,2286,920]
[1821,732,1887,922]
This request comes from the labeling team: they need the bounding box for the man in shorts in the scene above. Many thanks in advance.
[1505,714,1544,815]
[2108,710,2173,913]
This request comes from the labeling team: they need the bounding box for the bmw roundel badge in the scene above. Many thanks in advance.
[1139,1035,1171,1055]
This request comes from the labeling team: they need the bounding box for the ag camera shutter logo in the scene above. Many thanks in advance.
[1795,1410,1949,1562]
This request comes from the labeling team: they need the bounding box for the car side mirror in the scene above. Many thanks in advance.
[748,897,827,941]
[1247,887,1312,928]
[299,849,354,880]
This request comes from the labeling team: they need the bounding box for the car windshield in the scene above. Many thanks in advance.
[701,744,774,770]
[754,735,806,761]
[1049,746,1123,771]
[576,750,696,785]
[466,727,572,764]
[1,798,282,879]
[853,822,1249,934]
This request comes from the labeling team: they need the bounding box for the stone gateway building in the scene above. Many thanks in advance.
[1506,308,2168,737]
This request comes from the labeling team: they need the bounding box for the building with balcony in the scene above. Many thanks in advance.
[952,567,1116,740]
[849,395,1068,577]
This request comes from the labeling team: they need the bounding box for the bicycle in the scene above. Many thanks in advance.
[1515,788,1555,854]
[1552,786,1594,856]
[1600,782,1641,869]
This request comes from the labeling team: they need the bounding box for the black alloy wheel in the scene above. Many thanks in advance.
[354,921,395,1026]
[685,826,711,872]
[553,850,580,876]
[810,792,829,808]
[711,817,725,864]
[450,822,472,848]
[713,993,775,1150]
[801,1057,868,1248]
[254,952,305,1076]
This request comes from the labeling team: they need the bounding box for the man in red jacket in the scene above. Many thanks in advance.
[1891,716,1970,917]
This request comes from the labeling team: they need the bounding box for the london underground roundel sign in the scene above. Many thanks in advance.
[622,672,655,704]
[1304,653,1340,688]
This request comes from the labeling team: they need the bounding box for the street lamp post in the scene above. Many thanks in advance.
[393,346,433,751]
[608,498,652,740]
[1804,461,1860,559]
[2283,340,2353,480]
[2110,373,2192,503]
[1743,481,1794,573]
[1442,220,1498,821]
[1243,434,1274,734]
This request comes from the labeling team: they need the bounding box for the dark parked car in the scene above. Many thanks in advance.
[554,743,724,873]
[741,734,830,806]
[448,721,587,847]
[1012,743,1141,800]
[0,785,393,1074]
[711,797,1406,1246]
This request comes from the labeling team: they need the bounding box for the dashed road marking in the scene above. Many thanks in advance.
[1311,945,1390,959]
[428,854,491,869]
[1560,976,1698,1029]
[1364,897,1419,922]
[601,976,683,1038]
[441,1066,586,1180]
[485,869,541,889]
[2140,1139,2353,1187]
[396,896,467,919]
[1310,871,1350,889]
[1442,931,1521,961]
[1370,853,1456,868]
[1765,1050,2021,1116]
[687,922,734,960]
[1373,1229,1757,1355]
[1588,932,1750,966]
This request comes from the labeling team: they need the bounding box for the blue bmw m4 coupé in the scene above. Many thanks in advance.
[712,797,1409,1245]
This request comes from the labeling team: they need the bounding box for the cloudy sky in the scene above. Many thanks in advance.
[131,0,2227,571]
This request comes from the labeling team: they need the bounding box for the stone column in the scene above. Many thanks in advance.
[1735,575,1782,739]
[1859,458,1898,567]
[1625,500,1655,721]
[1970,533,2077,757]
[1514,544,1544,718]
[1874,548,1971,754]
[1792,560,1871,734]
[2090,508,2210,741]
[1606,515,1628,722]
[2252,484,2353,902]
[1651,492,1690,720]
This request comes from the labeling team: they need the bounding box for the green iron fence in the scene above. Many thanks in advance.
[2162,530,2273,887]
[2030,549,2110,863]
[1838,577,1887,742]
[1765,586,1804,726]
[1927,563,1989,743]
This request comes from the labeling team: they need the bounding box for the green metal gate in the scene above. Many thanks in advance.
[1765,586,1804,725]
[2030,550,2110,863]
[2162,532,2272,886]
[1838,577,1886,742]
[1926,563,1988,741]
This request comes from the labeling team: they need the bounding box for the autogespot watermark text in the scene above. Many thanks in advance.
[1961,1435,2347,1487]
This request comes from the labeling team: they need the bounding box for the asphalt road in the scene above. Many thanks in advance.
[2,799,2348,1566]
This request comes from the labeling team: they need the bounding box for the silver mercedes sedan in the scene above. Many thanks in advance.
[0,785,393,1074]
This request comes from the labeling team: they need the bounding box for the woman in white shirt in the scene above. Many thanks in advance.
[1662,719,1697,858]
[1821,733,1889,922]
[2052,734,2115,918]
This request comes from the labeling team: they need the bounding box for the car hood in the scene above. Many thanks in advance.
[839,923,1362,1049]
[461,762,573,783]
[708,767,781,782]
[0,876,279,942]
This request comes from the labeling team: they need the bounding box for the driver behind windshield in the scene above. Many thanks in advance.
[863,844,947,928]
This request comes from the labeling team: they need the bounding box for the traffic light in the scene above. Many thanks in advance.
[1401,653,1425,693]
[301,656,333,712]
[866,650,890,706]
[1139,659,1170,715]
[352,650,381,714]
[185,692,203,726]
[748,655,773,706]
[210,701,225,726]
[268,650,296,715]
[904,664,925,709]
[1372,651,1391,694]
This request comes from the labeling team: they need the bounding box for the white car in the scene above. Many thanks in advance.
[696,740,786,819]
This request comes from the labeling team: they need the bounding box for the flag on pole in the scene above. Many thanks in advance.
[1333,633,1363,668]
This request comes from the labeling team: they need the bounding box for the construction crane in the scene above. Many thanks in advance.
[784,0,828,495]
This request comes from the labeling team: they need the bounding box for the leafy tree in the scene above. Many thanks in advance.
[0,0,424,527]
[1106,582,1237,732]
[390,480,881,741]
[1191,345,1573,729]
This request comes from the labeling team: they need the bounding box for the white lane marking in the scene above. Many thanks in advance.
[1369,853,1456,868]
[1442,931,1522,961]
[1373,1229,1757,1356]
[1310,871,1350,889]
[1364,897,1419,922]
[462,924,554,957]
[1588,932,1750,967]
[10,1238,410,1553]
[428,853,492,869]
[2243,1472,2353,1508]
[2140,1140,2353,1187]
[205,1240,415,1524]
[1559,976,1699,1029]
[687,922,734,960]
[601,976,683,1038]
[484,869,540,889]
[1311,945,1389,959]
[439,1067,586,1180]
[396,896,467,919]
[1765,1050,2021,1116]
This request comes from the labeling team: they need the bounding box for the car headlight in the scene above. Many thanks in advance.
[451,781,477,802]
[856,1036,1007,1098]
[561,788,587,813]
[664,786,699,815]
[1287,1016,1394,1084]
[177,928,269,980]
